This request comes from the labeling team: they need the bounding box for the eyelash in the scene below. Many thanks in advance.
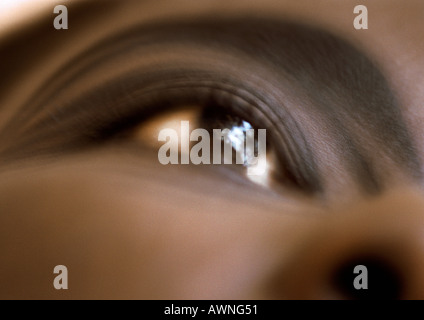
[105,84,269,140]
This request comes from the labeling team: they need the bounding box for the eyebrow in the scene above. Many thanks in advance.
[0,16,420,194]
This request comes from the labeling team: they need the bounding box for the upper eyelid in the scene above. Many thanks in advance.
[0,19,363,189]
[3,64,321,192]
[0,18,324,192]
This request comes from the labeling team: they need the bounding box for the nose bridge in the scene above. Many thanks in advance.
[278,189,424,299]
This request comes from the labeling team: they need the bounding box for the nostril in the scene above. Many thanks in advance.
[331,254,405,300]
[275,200,424,300]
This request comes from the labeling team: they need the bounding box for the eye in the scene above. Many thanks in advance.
[131,104,276,189]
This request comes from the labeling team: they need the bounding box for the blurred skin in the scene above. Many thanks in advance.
[1,0,424,299]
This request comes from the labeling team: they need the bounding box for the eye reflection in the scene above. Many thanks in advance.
[200,105,274,188]
[225,120,254,165]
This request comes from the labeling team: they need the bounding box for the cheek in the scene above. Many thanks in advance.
[0,153,318,299]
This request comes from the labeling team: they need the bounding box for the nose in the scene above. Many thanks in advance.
[277,190,424,299]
